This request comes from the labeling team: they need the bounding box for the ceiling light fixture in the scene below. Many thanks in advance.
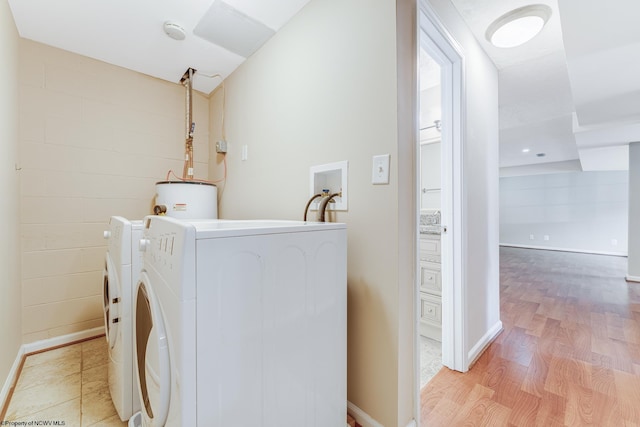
[486,4,551,48]
[522,148,530,153]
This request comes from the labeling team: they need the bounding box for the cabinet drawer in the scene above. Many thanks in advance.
[420,262,441,295]
[420,236,441,260]
[420,293,442,325]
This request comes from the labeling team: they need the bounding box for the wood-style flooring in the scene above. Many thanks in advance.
[421,246,640,426]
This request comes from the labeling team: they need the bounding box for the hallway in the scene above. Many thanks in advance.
[421,247,640,426]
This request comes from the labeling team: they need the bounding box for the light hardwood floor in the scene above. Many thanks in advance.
[421,246,640,426]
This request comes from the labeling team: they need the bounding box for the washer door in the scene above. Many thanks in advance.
[103,254,120,349]
[134,273,170,427]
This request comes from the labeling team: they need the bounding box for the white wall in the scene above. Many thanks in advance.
[420,142,441,210]
[627,143,640,278]
[419,84,441,142]
[427,0,501,365]
[18,40,210,342]
[500,171,629,256]
[0,0,22,394]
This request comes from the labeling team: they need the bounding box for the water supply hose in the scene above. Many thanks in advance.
[303,194,322,221]
[318,193,341,222]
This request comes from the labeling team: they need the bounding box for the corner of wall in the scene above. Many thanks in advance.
[0,0,23,398]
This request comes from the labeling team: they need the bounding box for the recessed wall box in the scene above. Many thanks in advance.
[309,161,348,211]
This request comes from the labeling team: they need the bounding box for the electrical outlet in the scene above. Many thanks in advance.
[529,234,534,240]
[544,235,549,241]
[611,239,618,246]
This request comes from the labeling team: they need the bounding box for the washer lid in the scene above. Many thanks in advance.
[135,274,170,427]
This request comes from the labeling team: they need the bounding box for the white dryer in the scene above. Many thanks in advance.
[103,216,143,421]
[133,216,347,427]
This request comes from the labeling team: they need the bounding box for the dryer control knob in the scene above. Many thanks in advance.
[103,231,111,239]
[139,238,150,252]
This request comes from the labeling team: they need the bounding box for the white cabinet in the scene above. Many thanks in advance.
[419,233,442,341]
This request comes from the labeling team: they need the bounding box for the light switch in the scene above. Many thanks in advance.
[372,154,390,184]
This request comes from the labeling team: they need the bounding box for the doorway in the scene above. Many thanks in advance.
[415,0,466,398]
[417,46,443,388]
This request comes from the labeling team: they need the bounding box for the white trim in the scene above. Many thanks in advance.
[626,275,640,283]
[467,320,503,366]
[405,420,417,427]
[500,243,627,258]
[347,401,384,427]
[418,0,466,374]
[23,327,104,354]
[0,346,25,411]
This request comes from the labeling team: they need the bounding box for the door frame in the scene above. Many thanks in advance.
[414,0,467,412]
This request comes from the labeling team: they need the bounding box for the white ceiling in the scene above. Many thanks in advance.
[8,0,640,173]
[7,0,311,94]
[450,0,640,173]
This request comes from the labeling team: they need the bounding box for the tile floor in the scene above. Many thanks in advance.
[4,336,127,427]
[5,334,438,425]
[419,336,442,388]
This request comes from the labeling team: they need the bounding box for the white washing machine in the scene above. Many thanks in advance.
[103,216,143,421]
[133,216,347,427]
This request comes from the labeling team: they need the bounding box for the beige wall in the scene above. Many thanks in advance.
[2,0,497,421]
[209,0,405,425]
[0,0,22,390]
[18,40,210,342]
[210,0,499,425]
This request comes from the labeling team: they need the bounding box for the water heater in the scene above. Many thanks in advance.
[154,181,218,219]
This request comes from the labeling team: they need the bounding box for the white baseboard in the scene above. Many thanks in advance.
[346,402,416,427]
[0,346,25,412]
[500,243,627,257]
[23,326,104,355]
[467,320,503,367]
[2,327,104,412]
[347,401,417,427]
[347,401,384,427]
[626,275,640,283]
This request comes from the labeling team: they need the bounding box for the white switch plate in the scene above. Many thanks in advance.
[241,145,248,161]
[372,154,390,184]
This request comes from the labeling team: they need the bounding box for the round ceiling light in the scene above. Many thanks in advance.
[486,4,552,48]
[163,21,186,41]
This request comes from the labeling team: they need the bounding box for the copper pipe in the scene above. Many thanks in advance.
[181,68,196,180]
